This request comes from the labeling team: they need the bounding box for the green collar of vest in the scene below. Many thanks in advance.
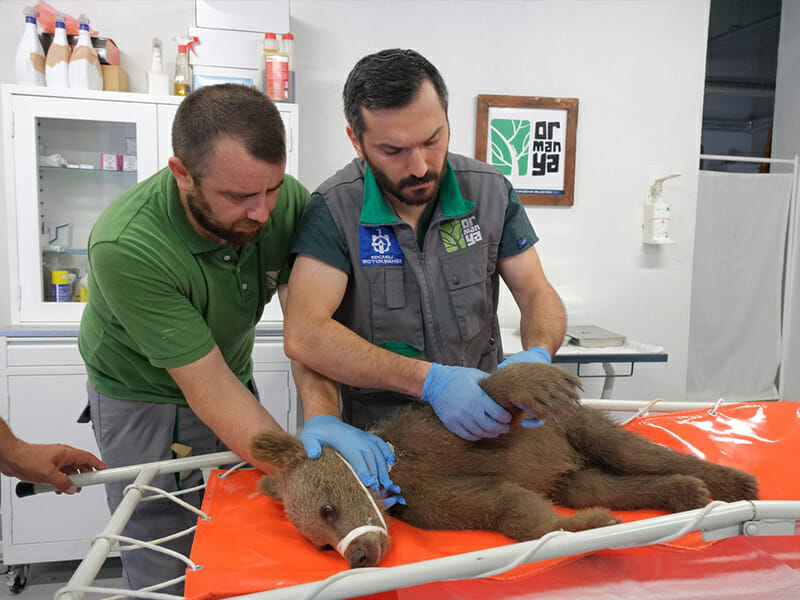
[359,160,476,224]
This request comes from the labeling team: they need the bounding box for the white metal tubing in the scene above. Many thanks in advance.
[230,500,800,600]
[56,466,160,600]
[699,153,796,165]
[20,450,240,496]
[581,398,731,413]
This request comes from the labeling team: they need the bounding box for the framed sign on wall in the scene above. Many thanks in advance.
[476,95,579,206]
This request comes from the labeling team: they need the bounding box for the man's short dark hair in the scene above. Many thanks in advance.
[172,84,285,182]
[343,48,449,139]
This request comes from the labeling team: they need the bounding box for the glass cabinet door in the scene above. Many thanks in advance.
[10,94,159,323]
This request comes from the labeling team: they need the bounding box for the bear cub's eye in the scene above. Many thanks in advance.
[320,504,337,521]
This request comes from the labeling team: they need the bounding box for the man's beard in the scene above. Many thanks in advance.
[186,186,263,248]
[364,151,447,207]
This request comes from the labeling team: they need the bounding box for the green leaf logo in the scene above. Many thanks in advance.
[490,118,530,176]
[440,220,466,253]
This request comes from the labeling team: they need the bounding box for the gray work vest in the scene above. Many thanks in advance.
[320,152,508,428]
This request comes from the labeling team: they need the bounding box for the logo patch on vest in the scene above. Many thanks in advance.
[359,226,404,266]
[440,216,482,253]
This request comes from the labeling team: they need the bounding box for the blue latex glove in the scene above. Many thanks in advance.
[497,345,552,369]
[421,363,511,441]
[381,493,407,510]
[300,415,400,495]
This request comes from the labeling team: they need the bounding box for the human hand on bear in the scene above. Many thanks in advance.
[300,415,401,496]
[421,363,511,441]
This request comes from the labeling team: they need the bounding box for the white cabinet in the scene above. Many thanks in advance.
[0,333,296,564]
[2,84,298,325]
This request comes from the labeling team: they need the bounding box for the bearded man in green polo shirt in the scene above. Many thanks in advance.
[78,84,396,596]
[285,49,567,480]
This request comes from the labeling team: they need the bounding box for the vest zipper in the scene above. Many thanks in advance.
[414,230,450,364]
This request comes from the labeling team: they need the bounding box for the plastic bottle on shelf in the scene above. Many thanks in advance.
[14,6,46,86]
[68,14,103,90]
[52,270,71,303]
[147,38,170,95]
[173,36,198,96]
[281,33,295,102]
[78,269,89,302]
[45,12,71,88]
[263,32,289,102]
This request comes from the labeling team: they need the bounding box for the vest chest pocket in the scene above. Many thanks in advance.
[371,265,425,357]
[440,243,495,340]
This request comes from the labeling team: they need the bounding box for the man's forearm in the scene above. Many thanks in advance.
[519,284,567,357]
[291,359,342,420]
[169,347,283,473]
[285,316,431,399]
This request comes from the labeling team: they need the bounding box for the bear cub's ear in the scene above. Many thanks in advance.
[251,431,307,471]
[257,475,282,500]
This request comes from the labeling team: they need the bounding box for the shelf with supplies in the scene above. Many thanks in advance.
[38,165,139,175]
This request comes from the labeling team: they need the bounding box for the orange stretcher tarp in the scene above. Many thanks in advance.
[185,401,800,600]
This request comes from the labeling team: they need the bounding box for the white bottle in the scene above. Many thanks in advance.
[78,269,89,302]
[147,38,170,95]
[68,14,103,90]
[14,6,46,86]
[281,33,295,102]
[45,12,71,88]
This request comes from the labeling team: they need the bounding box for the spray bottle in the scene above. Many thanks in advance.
[14,6,46,86]
[68,14,103,90]
[173,35,198,96]
[643,173,680,244]
[147,38,170,95]
[45,12,71,88]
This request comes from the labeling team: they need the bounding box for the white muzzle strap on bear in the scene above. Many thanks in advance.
[333,451,388,557]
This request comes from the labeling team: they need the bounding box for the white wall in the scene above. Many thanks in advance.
[0,0,712,403]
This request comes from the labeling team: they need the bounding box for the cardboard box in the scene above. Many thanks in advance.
[193,66,260,91]
[101,65,129,92]
[101,154,122,171]
[195,0,289,33]
[39,34,120,65]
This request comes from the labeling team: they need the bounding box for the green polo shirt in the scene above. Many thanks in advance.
[292,162,537,273]
[78,167,309,404]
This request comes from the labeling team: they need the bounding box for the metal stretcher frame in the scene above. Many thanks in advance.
[36,399,800,600]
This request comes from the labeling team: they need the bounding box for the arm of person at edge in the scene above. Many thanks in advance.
[0,418,106,494]
[283,255,511,442]
[496,244,568,427]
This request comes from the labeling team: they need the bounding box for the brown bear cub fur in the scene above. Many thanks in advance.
[251,363,759,568]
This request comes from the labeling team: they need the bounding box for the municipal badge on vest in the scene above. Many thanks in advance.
[358,225,404,266]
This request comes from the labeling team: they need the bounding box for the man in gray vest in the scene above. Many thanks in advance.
[285,48,566,490]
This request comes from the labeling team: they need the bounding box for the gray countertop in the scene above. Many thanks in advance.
[0,324,285,338]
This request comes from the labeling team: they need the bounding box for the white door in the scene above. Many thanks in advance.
[9,94,158,323]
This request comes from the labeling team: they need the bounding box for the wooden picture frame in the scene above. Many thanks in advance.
[476,95,578,206]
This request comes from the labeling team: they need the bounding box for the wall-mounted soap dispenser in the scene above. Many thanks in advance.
[643,173,680,244]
